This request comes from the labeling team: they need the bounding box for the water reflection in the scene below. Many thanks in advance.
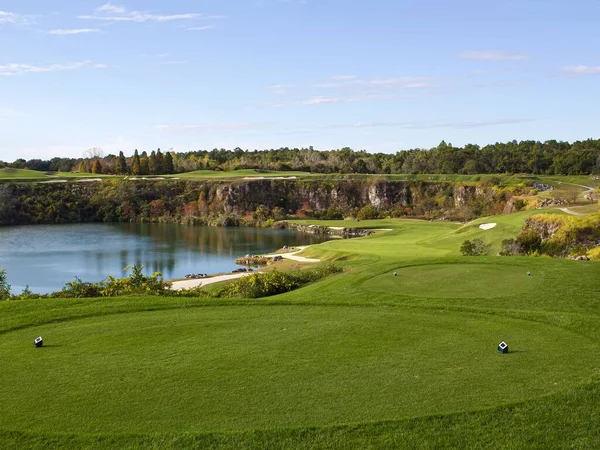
[0,223,329,294]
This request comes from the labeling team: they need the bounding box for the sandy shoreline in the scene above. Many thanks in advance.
[170,245,321,291]
[170,272,255,291]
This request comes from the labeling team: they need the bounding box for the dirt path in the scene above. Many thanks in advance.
[559,182,595,193]
[264,246,321,263]
[558,208,585,216]
[556,182,596,215]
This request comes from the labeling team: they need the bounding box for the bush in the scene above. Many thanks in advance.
[460,238,492,256]
[217,264,342,299]
[61,277,103,298]
[513,199,527,211]
[357,205,380,220]
[42,265,169,299]
[516,230,543,254]
[499,238,523,256]
[588,247,600,261]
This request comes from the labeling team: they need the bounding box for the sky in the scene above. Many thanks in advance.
[0,0,599,160]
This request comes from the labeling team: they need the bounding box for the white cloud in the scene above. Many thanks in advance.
[459,51,530,61]
[0,10,34,26]
[96,4,127,14]
[563,65,600,76]
[79,3,218,23]
[302,97,348,105]
[187,25,215,31]
[48,28,101,35]
[155,123,272,132]
[0,61,106,77]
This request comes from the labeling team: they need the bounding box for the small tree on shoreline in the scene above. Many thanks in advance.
[0,269,11,300]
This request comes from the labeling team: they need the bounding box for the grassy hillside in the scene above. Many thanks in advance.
[0,168,50,179]
[0,168,113,181]
[2,211,600,448]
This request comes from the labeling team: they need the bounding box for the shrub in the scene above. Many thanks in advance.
[100,265,167,297]
[516,230,543,254]
[357,205,380,220]
[499,238,523,256]
[50,265,168,299]
[460,238,492,256]
[513,199,527,211]
[217,264,342,299]
[588,247,600,261]
[61,277,103,298]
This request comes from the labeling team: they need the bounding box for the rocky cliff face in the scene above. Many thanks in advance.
[212,179,479,214]
[0,178,507,226]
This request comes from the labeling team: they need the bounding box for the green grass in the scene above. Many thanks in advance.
[0,168,114,181]
[2,209,600,448]
[171,169,314,180]
[0,168,53,179]
[5,305,597,435]
[570,203,600,214]
[365,263,537,298]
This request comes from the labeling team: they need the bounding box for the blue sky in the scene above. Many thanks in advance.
[0,0,599,160]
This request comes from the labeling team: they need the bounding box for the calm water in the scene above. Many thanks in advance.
[0,224,330,294]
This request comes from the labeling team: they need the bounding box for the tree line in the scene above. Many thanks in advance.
[2,138,600,175]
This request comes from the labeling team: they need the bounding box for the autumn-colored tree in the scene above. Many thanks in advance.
[77,160,89,173]
[149,199,166,218]
[131,149,141,175]
[91,159,102,174]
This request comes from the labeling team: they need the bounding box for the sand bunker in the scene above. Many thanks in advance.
[479,223,497,230]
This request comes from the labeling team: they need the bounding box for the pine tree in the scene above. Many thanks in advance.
[131,149,141,175]
[116,151,128,175]
[149,150,157,175]
[78,160,88,173]
[155,149,165,174]
[91,159,103,174]
[140,155,150,175]
[131,148,142,175]
[164,152,175,174]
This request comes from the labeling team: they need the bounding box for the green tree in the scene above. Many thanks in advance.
[0,268,10,300]
[460,238,492,256]
[131,149,141,175]
[149,150,157,175]
[140,155,150,175]
[155,149,165,174]
[116,151,128,175]
[355,159,368,174]
[164,152,175,174]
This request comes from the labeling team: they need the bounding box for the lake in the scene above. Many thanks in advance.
[0,223,330,294]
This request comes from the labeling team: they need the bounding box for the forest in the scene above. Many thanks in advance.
[2,138,600,176]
